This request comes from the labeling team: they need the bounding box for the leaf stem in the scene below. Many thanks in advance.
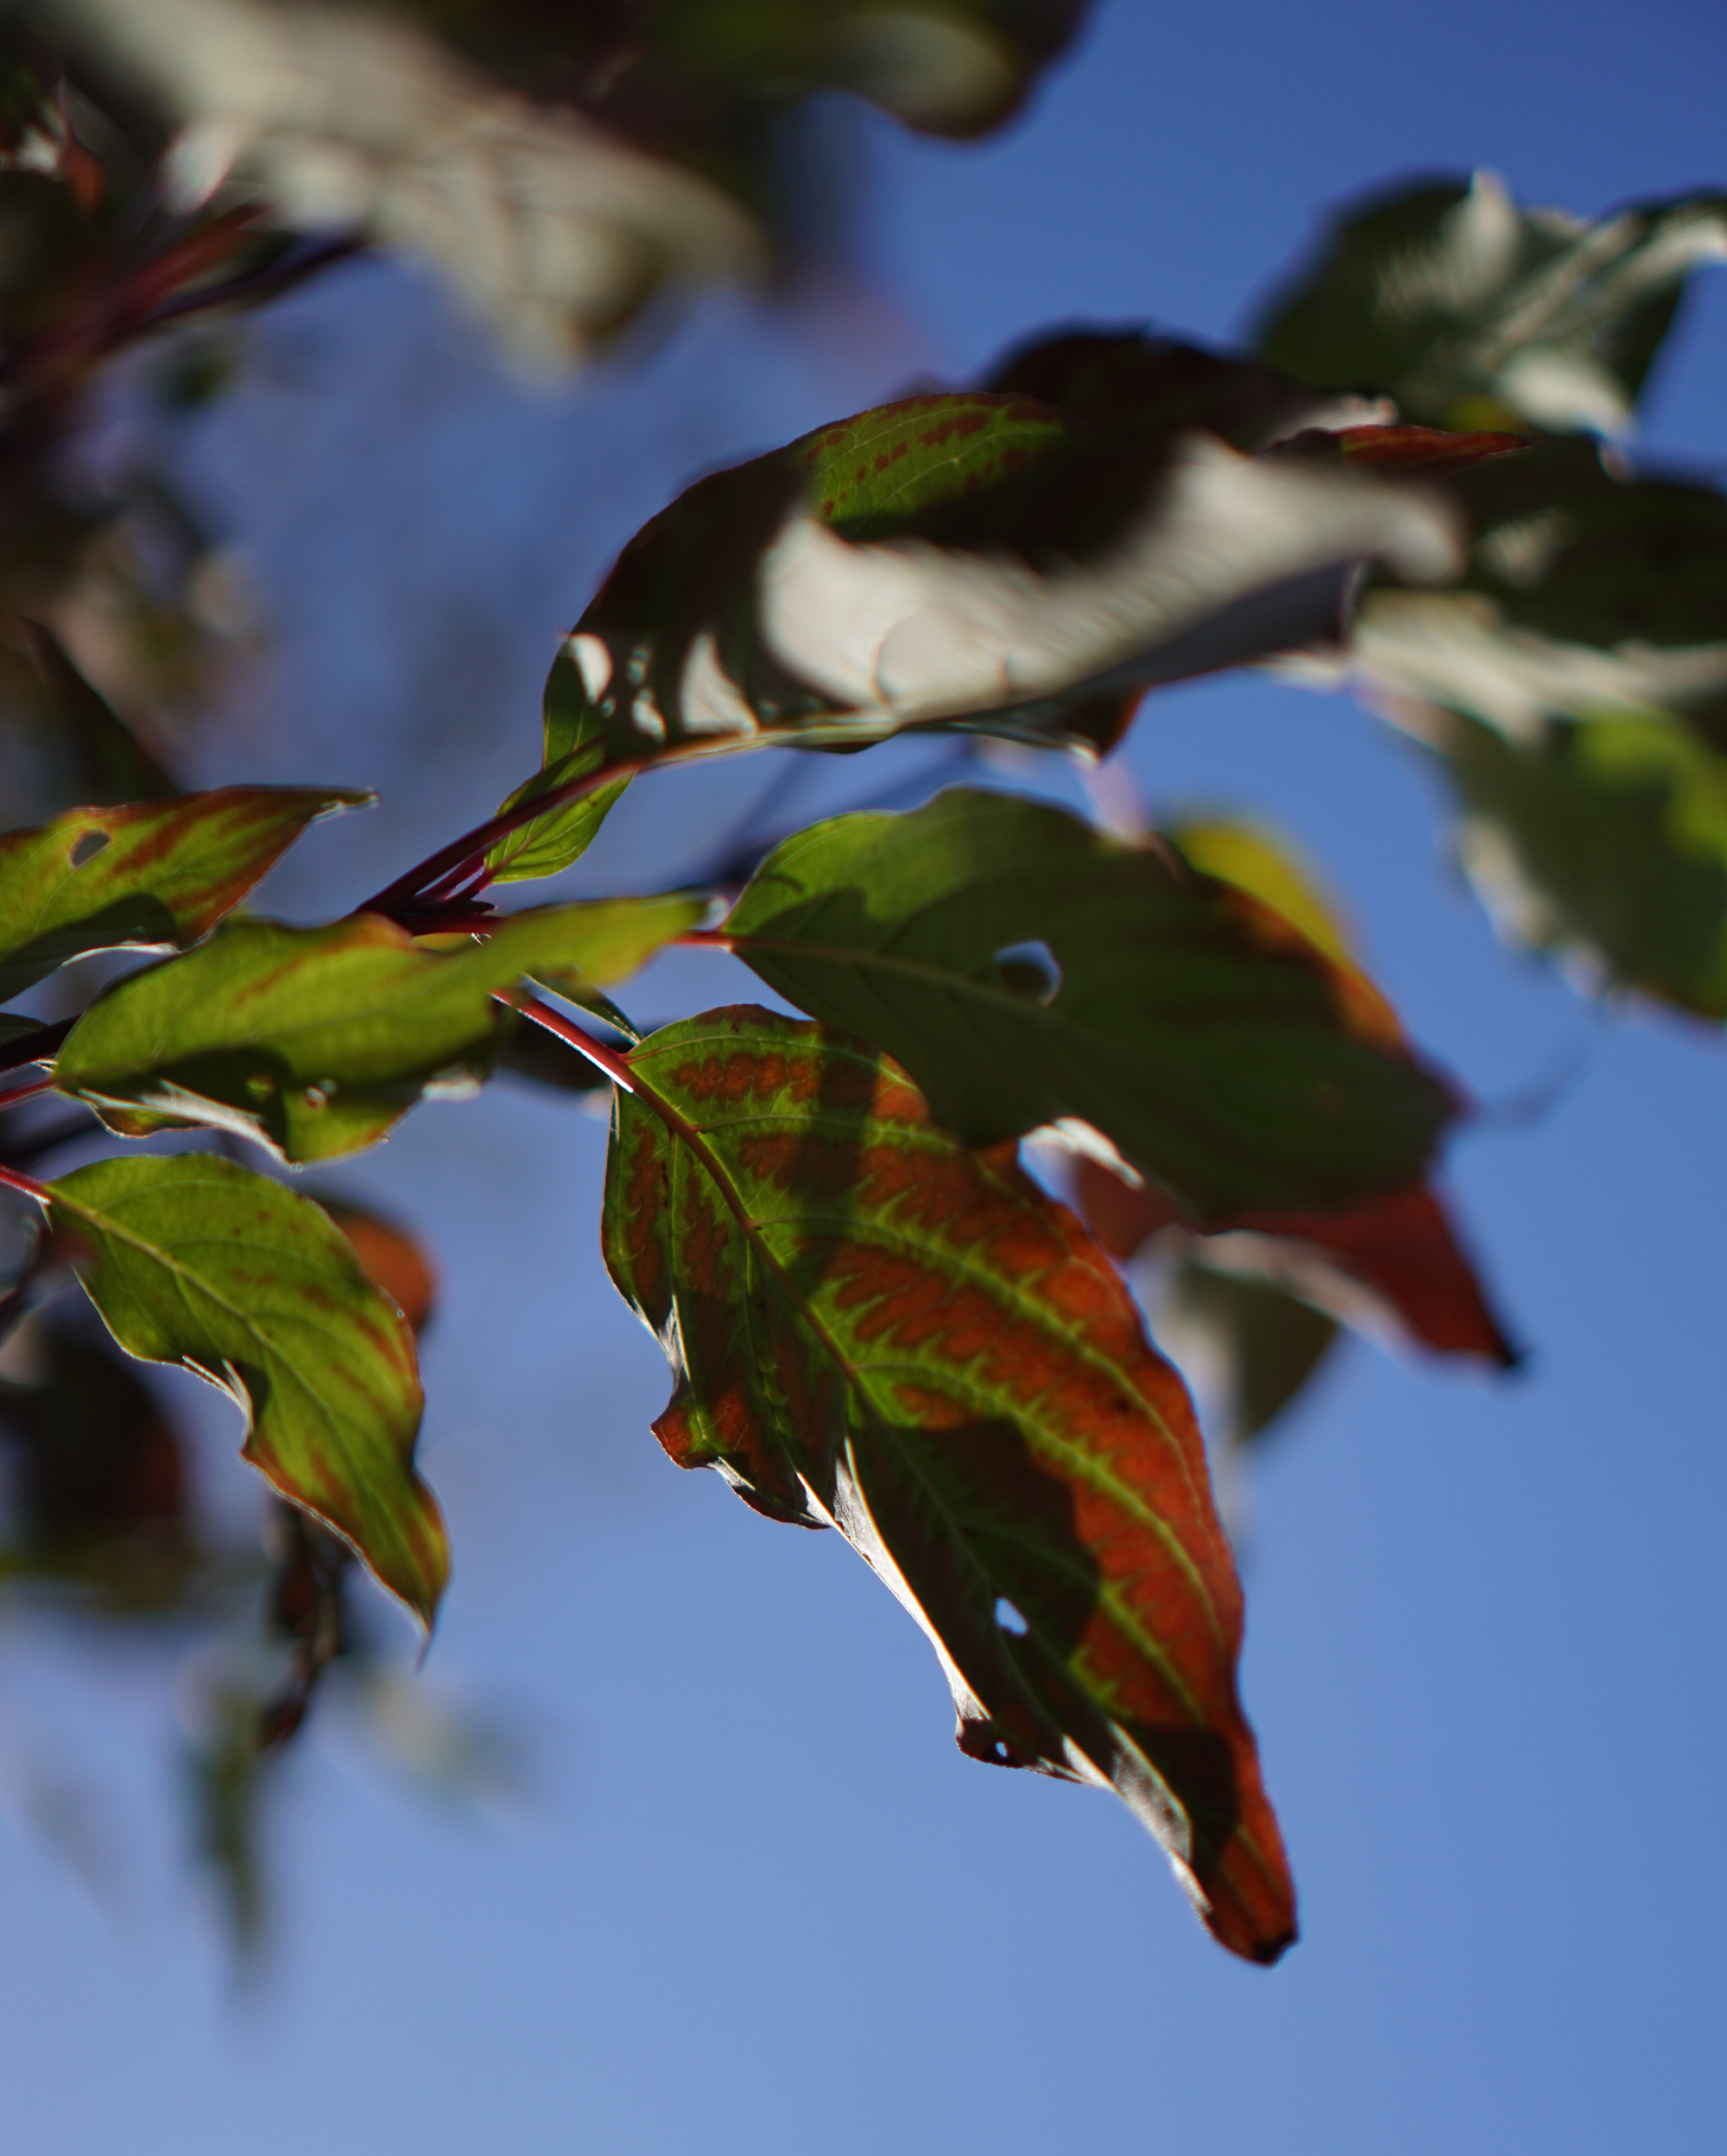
[0,1162,51,1209]
[0,1076,56,1114]
[509,996,638,1093]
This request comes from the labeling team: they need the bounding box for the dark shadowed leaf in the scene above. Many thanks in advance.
[1352,438,1727,737]
[54,895,702,1161]
[46,1154,444,1624]
[20,622,180,806]
[985,325,1349,446]
[602,1005,1296,1961]
[724,789,1456,1225]
[535,389,1459,775]
[0,787,372,1004]
[1256,170,1727,433]
[1154,1266,1339,1449]
[0,1320,192,1600]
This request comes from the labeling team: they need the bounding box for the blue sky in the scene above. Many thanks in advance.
[4,3,1727,2150]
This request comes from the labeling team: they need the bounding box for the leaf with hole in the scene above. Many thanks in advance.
[723,788,1457,1226]
[54,895,703,1162]
[0,787,371,1006]
[602,1005,1296,1961]
[46,1153,443,1625]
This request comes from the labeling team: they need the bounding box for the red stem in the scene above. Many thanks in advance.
[0,1162,51,1208]
[0,1076,55,1115]
[509,996,638,1093]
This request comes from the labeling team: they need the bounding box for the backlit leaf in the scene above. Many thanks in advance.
[0,787,371,1004]
[1256,170,1727,434]
[724,789,1456,1226]
[1403,699,1727,1017]
[321,1204,437,1331]
[47,1154,444,1624]
[602,1005,1296,1962]
[54,895,702,1162]
[541,389,1460,775]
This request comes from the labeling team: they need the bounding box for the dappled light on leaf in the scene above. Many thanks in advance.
[602,1005,1297,1962]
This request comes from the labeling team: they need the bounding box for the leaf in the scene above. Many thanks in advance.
[1072,1155,1518,1368]
[54,895,703,1162]
[0,787,372,1005]
[60,0,766,369]
[602,1005,1296,1962]
[545,389,1462,774]
[724,789,1456,1226]
[1154,1266,1340,1449]
[46,1154,444,1624]
[984,324,1375,447]
[483,638,632,884]
[640,0,1091,138]
[20,621,180,806]
[1402,699,1727,1017]
[0,1324,188,1565]
[321,1204,437,1331]
[1351,438,1727,737]
[1255,170,1727,434]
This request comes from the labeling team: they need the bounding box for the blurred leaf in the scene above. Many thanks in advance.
[47,1153,444,1624]
[724,789,1456,1226]
[0,1319,193,1598]
[0,787,372,1005]
[321,1203,437,1332]
[18,622,180,804]
[55,894,703,1162]
[1352,438,1727,736]
[603,1005,1296,1962]
[1256,170,1727,434]
[54,0,766,368]
[1404,699,1727,1017]
[1154,1266,1339,1449]
[540,389,1459,776]
[1072,1156,1518,1369]
[637,0,1091,138]
[184,1678,273,1957]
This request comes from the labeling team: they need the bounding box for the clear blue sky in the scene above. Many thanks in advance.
[4,3,1726,2151]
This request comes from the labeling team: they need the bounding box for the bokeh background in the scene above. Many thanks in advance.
[4,2,1726,2149]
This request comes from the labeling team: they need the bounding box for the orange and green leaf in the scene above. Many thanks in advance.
[602,1005,1297,1963]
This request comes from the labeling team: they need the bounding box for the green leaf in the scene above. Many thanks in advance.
[545,389,1459,775]
[0,787,372,1005]
[1408,700,1727,1016]
[483,639,632,884]
[47,1154,444,1625]
[723,789,1455,1227]
[54,895,702,1162]
[1256,171,1727,434]
[603,1005,1296,1962]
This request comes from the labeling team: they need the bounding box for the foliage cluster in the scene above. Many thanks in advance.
[1,0,1724,1958]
